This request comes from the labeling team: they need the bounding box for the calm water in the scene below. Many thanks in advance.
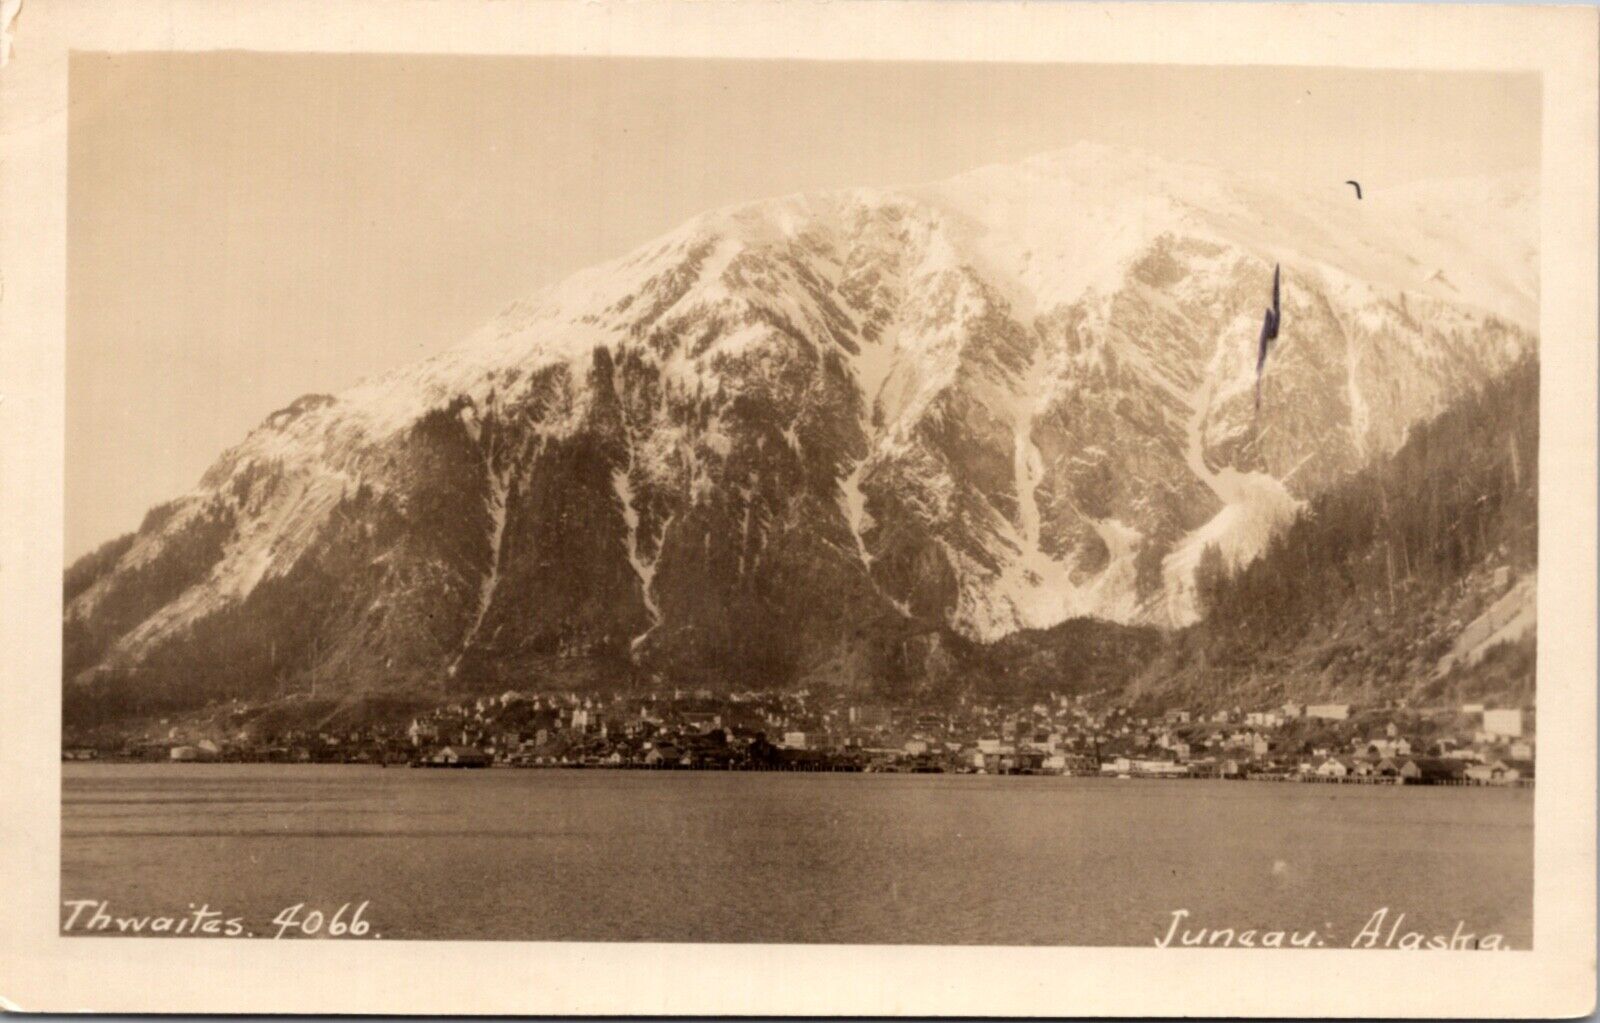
[62,764,1533,946]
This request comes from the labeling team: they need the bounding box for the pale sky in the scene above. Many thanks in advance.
[67,55,1540,560]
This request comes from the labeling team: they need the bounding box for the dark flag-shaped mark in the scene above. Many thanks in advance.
[1345,180,1363,199]
[1255,263,1281,411]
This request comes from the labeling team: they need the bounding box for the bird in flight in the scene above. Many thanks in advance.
[1255,263,1281,411]
[1345,180,1363,200]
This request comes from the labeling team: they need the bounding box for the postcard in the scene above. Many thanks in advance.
[1,0,1595,1015]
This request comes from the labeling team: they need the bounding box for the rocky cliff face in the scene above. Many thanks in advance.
[64,143,1537,710]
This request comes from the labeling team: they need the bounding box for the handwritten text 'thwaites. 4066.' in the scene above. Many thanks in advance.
[62,899,382,939]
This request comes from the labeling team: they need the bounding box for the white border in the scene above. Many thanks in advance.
[1,1,1594,1015]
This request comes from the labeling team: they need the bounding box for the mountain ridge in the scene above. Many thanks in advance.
[64,143,1538,716]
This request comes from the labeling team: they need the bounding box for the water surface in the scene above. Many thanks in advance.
[62,764,1533,945]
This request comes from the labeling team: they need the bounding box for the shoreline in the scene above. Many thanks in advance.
[61,759,1534,787]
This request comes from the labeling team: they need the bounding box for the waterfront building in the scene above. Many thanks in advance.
[1483,708,1524,738]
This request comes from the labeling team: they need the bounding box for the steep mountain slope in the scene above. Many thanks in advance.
[64,144,1537,716]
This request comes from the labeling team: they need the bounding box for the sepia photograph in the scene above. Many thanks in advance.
[3,0,1596,1016]
[59,52,1543,948]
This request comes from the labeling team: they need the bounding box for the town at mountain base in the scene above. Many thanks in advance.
[62,144,1538,736]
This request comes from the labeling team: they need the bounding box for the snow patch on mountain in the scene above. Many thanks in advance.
[612,467,662,652]
[985,344,1087,635]
[1161,305,1306,626]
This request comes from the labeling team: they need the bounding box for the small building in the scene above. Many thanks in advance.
[849,706,891,728]
[1465,760,1518,784]
[1314,757,1350,779]
[432,745,490,768]
[1192,757,1245,779]
[1401,757,1466,785]
[644,744,682,767]
[1483,708,1524,738]
[1307,704,1351,722]
[1099,755,1133,776]
[1133,758,1188,777]
[1361,737,1412,758]
[681,711,722,733]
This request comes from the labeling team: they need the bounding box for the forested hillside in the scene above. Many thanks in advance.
[1131,356,1538,708]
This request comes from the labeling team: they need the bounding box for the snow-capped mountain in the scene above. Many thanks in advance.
[64,143,1537,703]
